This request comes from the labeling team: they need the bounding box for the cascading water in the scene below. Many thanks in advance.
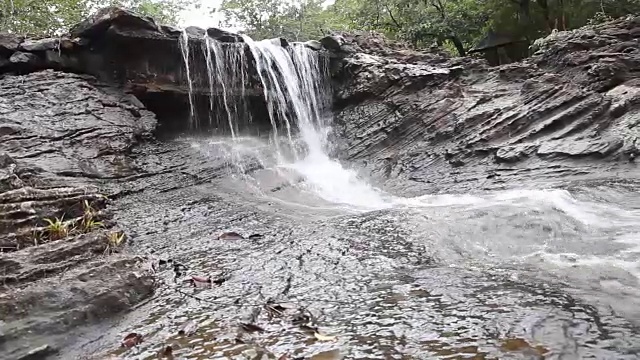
[179,31,386,208]
[204,35,237,138]
[240,37,390,209]
[179,30,197,128]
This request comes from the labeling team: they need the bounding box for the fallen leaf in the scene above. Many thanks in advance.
[240,323,265,333]
[314,332,337,341]
[121,333,143,347]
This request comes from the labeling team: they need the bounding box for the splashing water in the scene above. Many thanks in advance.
[239,36,390,208]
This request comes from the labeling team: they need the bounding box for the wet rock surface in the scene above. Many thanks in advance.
[58,137,640,359]
[0,70,156,359]
[2,9,640,360]
[330,16,640,195]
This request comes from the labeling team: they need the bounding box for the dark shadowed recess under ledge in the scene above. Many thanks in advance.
[133,89,274,139]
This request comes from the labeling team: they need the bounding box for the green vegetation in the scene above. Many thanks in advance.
[0,0,195,35]
[105,231,126,254]
[2,0,639,54]
[220,0,640,55]
[43,217,69,240]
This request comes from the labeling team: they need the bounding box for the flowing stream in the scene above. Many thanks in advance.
[93,34,640,359]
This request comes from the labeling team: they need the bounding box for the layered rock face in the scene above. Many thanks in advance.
[331,17,640,194]
[0,71,156,358]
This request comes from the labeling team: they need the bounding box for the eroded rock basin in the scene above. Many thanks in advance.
[66,136,640,360]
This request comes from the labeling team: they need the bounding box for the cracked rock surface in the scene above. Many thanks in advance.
[331,16,640,195]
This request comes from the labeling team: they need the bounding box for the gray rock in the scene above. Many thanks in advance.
[185,26,205,38]
[304,40,322,51]
[20,38,59,52]
[331,15,640,193]
[0,33,23,54]
[320,35,345,52]
[495,144,538,163]
[9,51,39,64]
[0,56,10,69]
[206,27,243,43]
[17,344,58,360]
[537,139,624,157]
[70,6,158,39]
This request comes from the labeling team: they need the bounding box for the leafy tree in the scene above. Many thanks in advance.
[0,0,193,35]
[219,0,336,41]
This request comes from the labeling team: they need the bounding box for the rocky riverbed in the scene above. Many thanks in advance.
[1,7,640,360]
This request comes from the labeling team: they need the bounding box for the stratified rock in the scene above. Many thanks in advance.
[9,51,38,64]
[331,16,640,193]
[495,144,538,163]
[0,69,157,359]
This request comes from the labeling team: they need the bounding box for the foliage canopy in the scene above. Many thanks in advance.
[0,0,194,35]
[220,0,640,55]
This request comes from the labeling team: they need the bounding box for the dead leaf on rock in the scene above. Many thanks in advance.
[314,332,337,341]
[240,322,265,333]
[121,333,143,348]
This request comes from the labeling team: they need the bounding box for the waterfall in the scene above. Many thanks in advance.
[180,31,387,208]
[204,35,237,138]
[241,37,388,208]
[179,30,197,128]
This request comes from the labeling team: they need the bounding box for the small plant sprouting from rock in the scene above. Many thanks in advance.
[80,200,104,232]
[43,217,69,240]
[81,218,104,232]
[105,231,126,254]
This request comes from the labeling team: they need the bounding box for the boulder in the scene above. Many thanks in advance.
[320,35,345,52]
[184,25,206,38]
[0,33,23,54]
[9,51,39,65]
[304,40,322,51]
[70,6,159,39]
[20,38,60,52]
[206,27,243,43]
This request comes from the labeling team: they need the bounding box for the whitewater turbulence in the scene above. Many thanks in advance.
[179,31,389,209]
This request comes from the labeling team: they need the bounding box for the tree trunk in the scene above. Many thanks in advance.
[536,0,552,32]
[448,35,466,56]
